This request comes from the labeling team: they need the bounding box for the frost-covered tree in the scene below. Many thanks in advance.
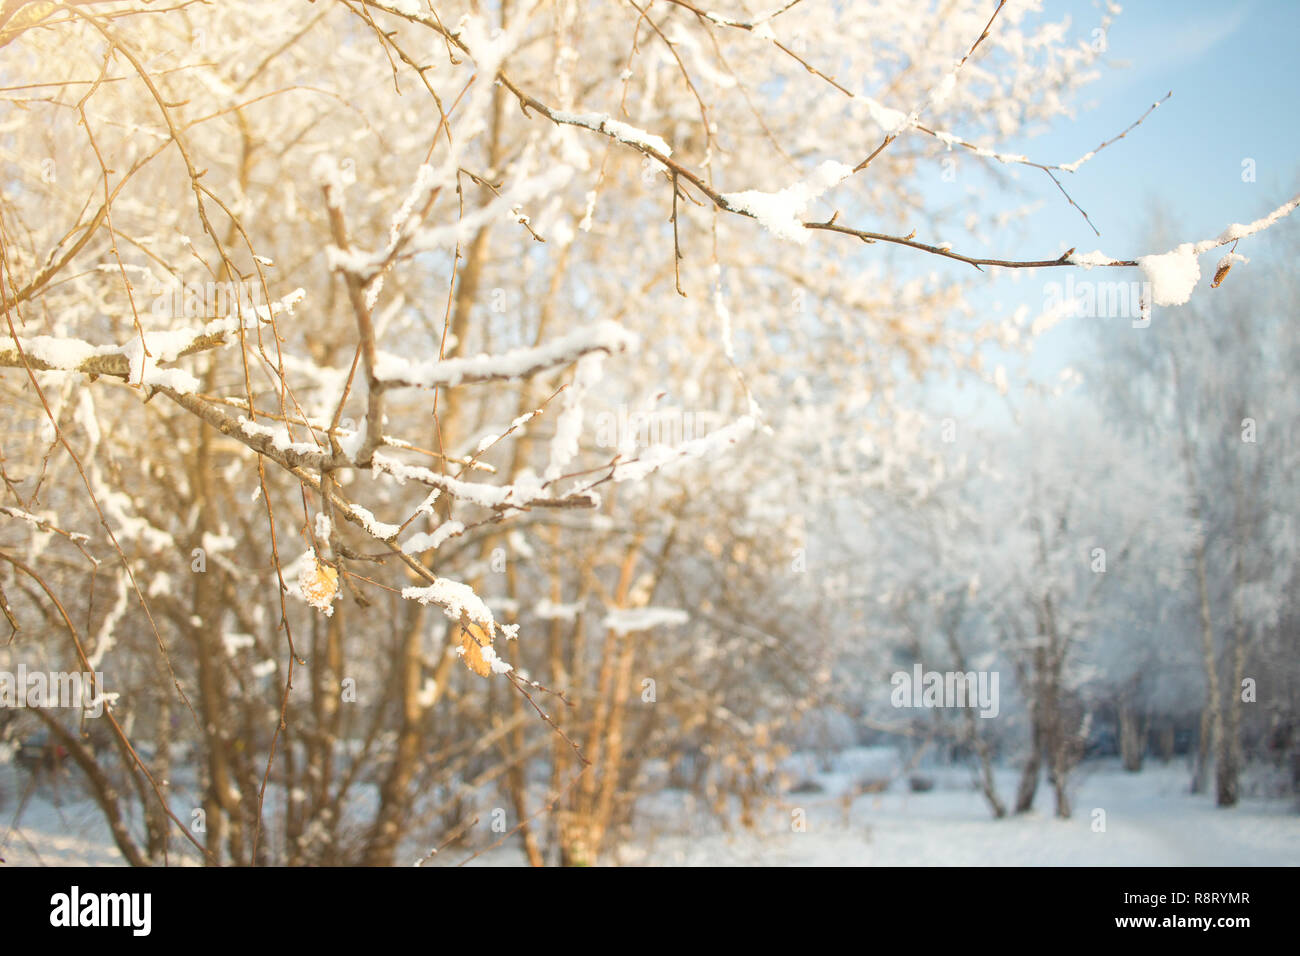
[0,0,1294,864]
[1085,216,1300,806]
[846,401,1191,819]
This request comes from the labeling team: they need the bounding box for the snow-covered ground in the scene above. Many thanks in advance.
[1,779,129,867]
[612,750,1300,866]
[3,750,1297,866]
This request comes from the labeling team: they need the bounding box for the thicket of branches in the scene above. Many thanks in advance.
[0,0,1294,864]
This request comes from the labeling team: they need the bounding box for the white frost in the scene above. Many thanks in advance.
[603,606,689,635]
[401,521,464,555]
[722,161,854,244]
[1138,243,1201,307]
[402,577,495,629]
[1065,250,1116,269]
[534,600,580,621]
[549,110,672,156]
[374,320,637,389]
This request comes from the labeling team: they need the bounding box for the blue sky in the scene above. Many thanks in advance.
[904,0,1300,410]
[1012,0,1298,258]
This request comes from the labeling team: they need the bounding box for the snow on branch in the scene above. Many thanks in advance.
[372,320,638,390]
[547,111,673,156]
[603,606,690,635]
[399,520,464,555]
[722,161,854,244]
[403,577,494,628]
[675,0,1144,185]
[1066,193,1300,305]
[594,414,758,485]
[0,505,93,549]
[373,452,601,510]
[677,0,802,32]
[0,289,305,386]
[402,578,511,677]
[326,164,573,281]
[363,0,1260,277]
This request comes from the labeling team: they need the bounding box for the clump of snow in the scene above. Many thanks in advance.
[703,4,790,30]
[603,606,689,635]
[722,161,853,244]
[1207,194,1300,247]
[348,503,401,542]
[251,659,277,679]
[1137,243,1201,306]
[853,95,909,136]
[201,531,236,554]
[473,426,503,454]
[0,504,57,533]
[452,11,522,74]
[402,577,495,629]
[222,633,256,656]
[374,320,637,389]
[336,377,369,461]
[925,65,960,110]
[373,452,514,508]
[506,529,534,559]
[549,110,672,156]
[612,415,756,483]
[386,163,437,249]
[9,289,303,387]
[1064,194,1300,310]
[417,678,439,708]
[123,336,201,393]
[478,644,514,675]
[1065,250,1115,269]
[401,520,464,555]
[534,600,579,621]
[235,417,325,461]
[14,335,102,370]
[545,351,606,481]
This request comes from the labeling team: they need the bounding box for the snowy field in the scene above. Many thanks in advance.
[614,754,1300,867]
[5,750,1295,867]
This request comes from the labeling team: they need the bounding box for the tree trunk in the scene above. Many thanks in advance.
[1043,691,1073,818]
[1216,475,1251,808]
[1189,538,1220,795]
[1118,698,1145,772]
[1015,708,1042,813]
[1157,723,1175,762]
[1192,705,1213,794]
[1216,611,1248,807]
[361,603,426,866]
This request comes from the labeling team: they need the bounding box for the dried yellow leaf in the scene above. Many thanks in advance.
[300,559,339,612]
[458,619,494,677]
